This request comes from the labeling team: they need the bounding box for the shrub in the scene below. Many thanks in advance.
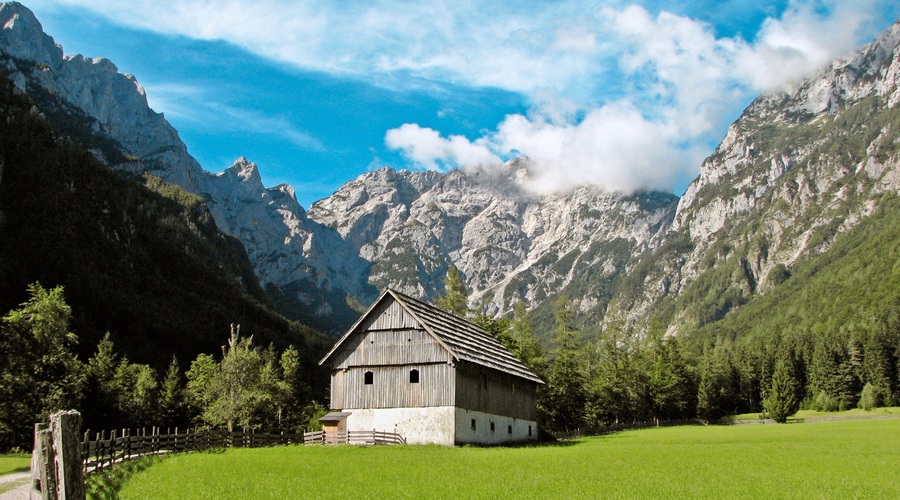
[814,391,840,412]
[858,383,884,411]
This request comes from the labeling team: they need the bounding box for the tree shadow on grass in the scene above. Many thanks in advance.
[85,448,230,499]
[86,455,166,500]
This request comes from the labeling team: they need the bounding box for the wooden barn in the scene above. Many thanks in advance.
[319,289,543,445]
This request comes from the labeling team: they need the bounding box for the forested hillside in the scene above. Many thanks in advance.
[0,72,330,448]
[609,19,900,336]
[488,192,899,431]
[0,73,327,363]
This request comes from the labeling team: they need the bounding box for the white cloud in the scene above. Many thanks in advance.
[384,0,897,195]
[385,124,500,171]
[45,0,900,194]
[734,0,884,90]
[494,102,686,194]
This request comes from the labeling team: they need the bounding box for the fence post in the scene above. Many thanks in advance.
[32,422,57,500]
[49,410,85,500]
[81,431,89,477]
[109,430,117,469]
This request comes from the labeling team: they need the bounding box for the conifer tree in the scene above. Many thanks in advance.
[510,301,546,377]
[436,265,470,317]
[160,356,186,427]
[543,295,586,431]
[763,348,800,423]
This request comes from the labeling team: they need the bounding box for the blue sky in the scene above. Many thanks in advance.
[24,0,900,208]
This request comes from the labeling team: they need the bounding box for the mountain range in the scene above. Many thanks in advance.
[1,1,898,343]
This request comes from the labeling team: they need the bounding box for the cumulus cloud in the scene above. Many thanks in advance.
[385,0,895,195]
[47,0,900,194]
[385,124,500,171]
[385,102,688,194]
[494,103,686,194]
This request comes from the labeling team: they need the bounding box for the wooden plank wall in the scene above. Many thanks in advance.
[333,328,450,369]
[332,298,451,369]
[360,297,418,331]
[333,363,455,409]
[455,362,537,420]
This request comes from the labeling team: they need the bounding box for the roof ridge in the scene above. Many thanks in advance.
[388,288,543,384]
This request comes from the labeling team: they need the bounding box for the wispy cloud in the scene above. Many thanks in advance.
[142,81,325,152]
[46,0,899,193]
[385,0,895,194]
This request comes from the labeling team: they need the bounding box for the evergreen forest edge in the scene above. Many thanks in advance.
[1,65,900,450]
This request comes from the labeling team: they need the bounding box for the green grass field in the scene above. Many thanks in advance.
[111,419,900,499]
[0,452,31,495]
[0,453,30,476]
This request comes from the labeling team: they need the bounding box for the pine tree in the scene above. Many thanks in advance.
[648,337,694,421]
[696,339,740,423]
[542,295,586,431]
[510,301,546,377]
[862,326,897,407]
[763,348,800,423]
[160,356,186,427]
[436,266,470,317]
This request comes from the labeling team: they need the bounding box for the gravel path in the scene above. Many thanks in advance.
[0,472,30,500]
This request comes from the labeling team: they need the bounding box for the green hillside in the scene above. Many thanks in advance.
[0,72,329,378]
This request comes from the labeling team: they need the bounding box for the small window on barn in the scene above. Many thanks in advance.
[471,418,476,431]
[528,425,532,437]
[409,369,420,384]
[508,425,513,434]
[364,371,373,385]
[490,421,495,432]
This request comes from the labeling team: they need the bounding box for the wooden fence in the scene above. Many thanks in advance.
[301,430,407,445]
[81,427,408,474]
[81,427,304,475]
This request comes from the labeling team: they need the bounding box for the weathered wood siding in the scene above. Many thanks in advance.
[332,298,452,369]
[359,298,419,331]
[332,327,450,369]
[332,363,455,409]
[330,297,458,409]
[455,362,537,420]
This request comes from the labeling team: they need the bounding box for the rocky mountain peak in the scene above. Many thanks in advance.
[612,17,900,334]
[219,156,263,186]
[0,2,61,66]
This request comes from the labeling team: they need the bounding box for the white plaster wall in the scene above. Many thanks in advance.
[454,408,538,445]
[345,406,456,445]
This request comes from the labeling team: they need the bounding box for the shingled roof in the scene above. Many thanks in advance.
[319,289,543,384]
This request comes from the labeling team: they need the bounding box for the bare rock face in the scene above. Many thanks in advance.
[0,2,59,65]
[0,3,365,328]
[611,18,900,334]
[5,2,899,335]
[309,159,677,317]
[0,2,206,191]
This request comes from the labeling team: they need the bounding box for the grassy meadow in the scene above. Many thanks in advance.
[0,453,30,496]
[111,419,900,499]
[0,452,30,476]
